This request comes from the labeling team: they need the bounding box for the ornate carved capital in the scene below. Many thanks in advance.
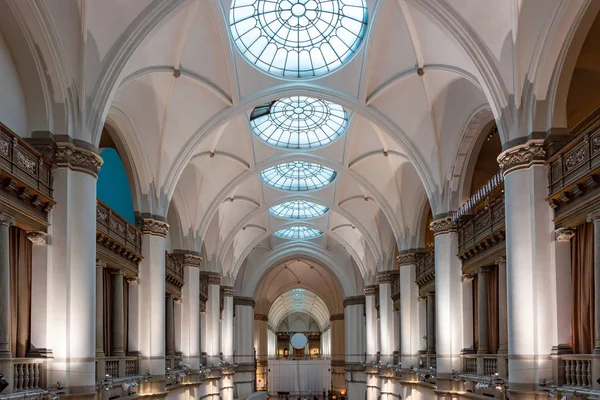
[221,286,235,297]
[126,276,140,286]
[234,296,255,308]
[254,314,268,322]
[343,295,366,307]
[377,271,399,284]
[495,256,506,265]
[330,314,344,321]
[364,285,379,296]
[172,252,203,267]
[0,212,16,226]
[137,217,169,238]
[27,231,47,245]
[588,210,600,223]
[206,274,222,285]
[497,139,545,175]
[55,142,103,178]
[430,216,457,235]
[461,274,474,283]
[397,252,421,266]
[173,298,182,304]
[555,228,576,242]
[96,259,107,269]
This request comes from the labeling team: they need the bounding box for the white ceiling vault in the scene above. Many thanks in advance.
[0,0,597,300]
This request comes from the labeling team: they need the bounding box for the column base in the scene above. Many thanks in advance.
[498,347,508,355]
[593,347,600,355]
[0,349,12,358]
[27,348,54,358]
[551,344,573,355]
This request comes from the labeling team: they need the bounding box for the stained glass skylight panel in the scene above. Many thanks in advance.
[274,226,323,239]
[260,161,337,191]
[250,96,348,149]
[269,200,329,219]
[230,0,369,78]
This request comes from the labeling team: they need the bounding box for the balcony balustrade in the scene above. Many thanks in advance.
[0,358,49,396]
[96,200,143,265]
[96,356,140,380]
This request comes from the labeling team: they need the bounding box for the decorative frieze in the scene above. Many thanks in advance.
[330,314,344,321]
[343,295,365,307]
[27,231,47,245]
[555,227,576,242]
[254,314,268,322]
[137,217,169,238]
[497,139,545,175]
[234,296,254,307]
[55,142,103,178]
[430,216,457,235]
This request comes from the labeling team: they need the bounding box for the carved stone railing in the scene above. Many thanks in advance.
[416,249,435,287]
[96,356,140,380]
[96,200,143,264]
[559,355,593,388]
[460,354,507,378]
[0,358,49,394]
[0,123,55,218]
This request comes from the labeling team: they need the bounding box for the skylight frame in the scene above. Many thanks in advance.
[274,225,324,239]
[260,161,337,191]
[269,200,329,219]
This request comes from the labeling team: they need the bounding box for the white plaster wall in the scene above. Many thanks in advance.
[0,31,26,136]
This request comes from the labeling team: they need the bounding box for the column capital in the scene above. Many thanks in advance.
[497,139,545,175]
[254,313,268,322]
[418,296,427,302]
[96,259,107,269]
[588,210,600,223]
[55,141,103,178]
[0,213,15,226]
[330,314,344,321]
[137,217,169,237]
[397,251,423,266]
[364,285,379,296]
[495,256,507,265]
[234,296,255,308]
[173,297,182,304]
[343,295,366,307]
[376,270,399,284]
[555,228,576,242]
[26,231,47,245]
[430,216,457,235]
[171,251,203,267]
[462,274,475,283]
[221,286,235,297]
[126,276,139,286]
[203,273,222,285]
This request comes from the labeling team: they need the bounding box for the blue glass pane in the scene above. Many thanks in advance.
[269,200,329,219]
[97,148,135,224]
[260,161,337,191]
[274,226,323,239]
[251,96,348,149]
[230,0,368,78]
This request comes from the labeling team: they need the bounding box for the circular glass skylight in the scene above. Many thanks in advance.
[261,161,337,191]
[274,225,324,239]
[230,0,369,78]
[250,96,348,149]
[269,200,329,219]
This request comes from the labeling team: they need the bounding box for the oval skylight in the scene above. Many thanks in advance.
[261,161,337,191]
[250,96,348,149]
[274,226,324,239]
[230,0,369,78]
[269,200,329,219]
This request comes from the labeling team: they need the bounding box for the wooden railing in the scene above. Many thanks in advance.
[96,356,140,380]
[453,171,504,222]
[0,123,54,199]
[416,249,435,286]
[96,200,143,256]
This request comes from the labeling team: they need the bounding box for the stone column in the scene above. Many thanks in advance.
[344,296,366,400]
[431,217,463,376]
[95,260,106,358]
[28,231,53,358]
[378,271,398,365]
[49,142,102,393]
[461,274,475,354]
[137,217,169,376]
[166,294,174,357]
[364,286,380,400]
[499,140,554,390]
[0,213,15,358]
[589,212,600,353]
[173,298,182,355]
[398,252,421,367]
[254,314,268,391]
[418,297,427,353]
[234,297,255,398]
[551,229,575,353]
[477,268,491,354]
[496,258,508,355]
[426,292,436,354]
[111,270,125,357]
[221,286,235,400]
[175,252,202,368]
[205,274,222,365]
[127,277,141,356]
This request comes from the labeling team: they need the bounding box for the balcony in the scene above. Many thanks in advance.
[415,249,434,288]
[96,356,141,380]
[461,354,507,378]
[96,200,143,266]
[0,358,50,396]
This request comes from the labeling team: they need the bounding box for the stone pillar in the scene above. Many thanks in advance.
[398,252,421,367]
[28,231,53,358]
[344,296,366,400]
[364,286,380,400]
[175,252,202,368]
[137,217,169,376]
[496,258,508,355]
[95,260,106,358]
[378,271,398,365]
[127,277,141,356]
[330,314,345,393]
[589,212,600,353]
[111,270,125,357]
[49,142,102,393]
[173,298,182,355]
[234,297,255,398]
[431,217,463,376]
[221,286,235,400]
[499,140,554,390]
[254,313,268,391]
[461,274,475,354]
[418,297,427,353]
[0,213,15,358]
[551,229,575,354]
[426,292,436,354]
[205,274,222,365]
[477,267,491,354]
[166,295,174,357]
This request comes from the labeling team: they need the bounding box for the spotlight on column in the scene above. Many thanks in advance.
[0,374,8,393]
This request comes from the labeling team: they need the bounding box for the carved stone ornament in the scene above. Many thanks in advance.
[587,210,600,223]
[330,314,344,321]
[430,216,457,235]
[254,313,268,322]
[555,228,576,242]
[461,274,474,283]
[364,285,379,296]
[26,231,47,245]
[137,217,169,238]
[96,259,107,269]
[377,271,399,284]
[234,296,255,308]
[221,286,235,297]
[206,274,222,285]
[54,142,103,178]
[173,298,182,304]
[343,295,366,307]
[172,252,203,267]
[0,212,16,226]
[495,256,506,265]
[126,276,140,286]
[397,252,419,266]
[497,139,545,175]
